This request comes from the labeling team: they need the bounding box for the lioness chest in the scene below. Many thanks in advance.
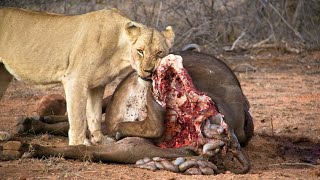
[0,8,131,86]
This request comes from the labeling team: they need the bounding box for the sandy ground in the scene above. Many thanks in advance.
[0,50,319,179]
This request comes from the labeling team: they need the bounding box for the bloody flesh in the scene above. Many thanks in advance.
[152,55,222,148]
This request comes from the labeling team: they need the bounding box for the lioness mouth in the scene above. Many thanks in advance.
[139,75,153,82]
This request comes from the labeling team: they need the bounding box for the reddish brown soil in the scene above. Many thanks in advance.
[1,51,319,179]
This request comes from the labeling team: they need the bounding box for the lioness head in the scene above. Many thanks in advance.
[126,22,175,79]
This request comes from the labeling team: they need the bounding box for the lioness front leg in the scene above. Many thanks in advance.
[63,81,88,145]
[0,63,13,100]
[86,86,105,145]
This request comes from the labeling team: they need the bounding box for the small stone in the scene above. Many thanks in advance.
[196,160,206,167]
[135,159,145,165]
[199,166,215,175]
[143,157,151,163]
[204,150,215,157]
[178,160,198,172]
[161,160,179,173]
[0,131,11,141]
[203,161,218,171]
[152,157,162,161]
[2,150,23,159]
[185,167,202,175]
[172,157,185,166]
[155,162,164,169]
[3,141,22,151]
[203,140,224,154]
[138,161,157,171]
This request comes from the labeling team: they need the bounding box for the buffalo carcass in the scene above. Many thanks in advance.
[7,51,253,174]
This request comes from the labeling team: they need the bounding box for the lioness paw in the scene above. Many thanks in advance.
[90,131,104,145]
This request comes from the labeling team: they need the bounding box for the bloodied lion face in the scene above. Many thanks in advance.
[126,23,175,80]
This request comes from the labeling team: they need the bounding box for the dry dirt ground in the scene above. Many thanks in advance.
[0,50,319,179]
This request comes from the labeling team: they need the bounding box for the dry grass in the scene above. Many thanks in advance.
[1,0,319,52]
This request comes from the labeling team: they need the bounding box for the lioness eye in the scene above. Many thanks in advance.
[137,49,144,57]
[157,51,164,57]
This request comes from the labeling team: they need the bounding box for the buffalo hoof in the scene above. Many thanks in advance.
[14,116,43,135]
[135,156,217,175]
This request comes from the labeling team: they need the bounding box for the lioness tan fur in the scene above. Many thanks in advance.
[0,8,174,145]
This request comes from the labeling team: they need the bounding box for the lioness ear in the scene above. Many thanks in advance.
[162,26,175,48]
[125,22,141,44]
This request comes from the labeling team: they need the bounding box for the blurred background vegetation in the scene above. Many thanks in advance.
[1,0,319,54]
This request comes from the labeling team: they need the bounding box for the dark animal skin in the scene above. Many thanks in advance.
[11,51,254,174]
[177,51,254,146]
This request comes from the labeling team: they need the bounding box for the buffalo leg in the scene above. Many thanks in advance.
[3,137,195,163]
[29,137,218,175]
[41,115,69,124]
[15,116,69,136]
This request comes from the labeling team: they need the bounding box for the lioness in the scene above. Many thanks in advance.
[0,8,174,145]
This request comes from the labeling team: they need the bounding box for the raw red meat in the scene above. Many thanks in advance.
[152,54,227,149]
